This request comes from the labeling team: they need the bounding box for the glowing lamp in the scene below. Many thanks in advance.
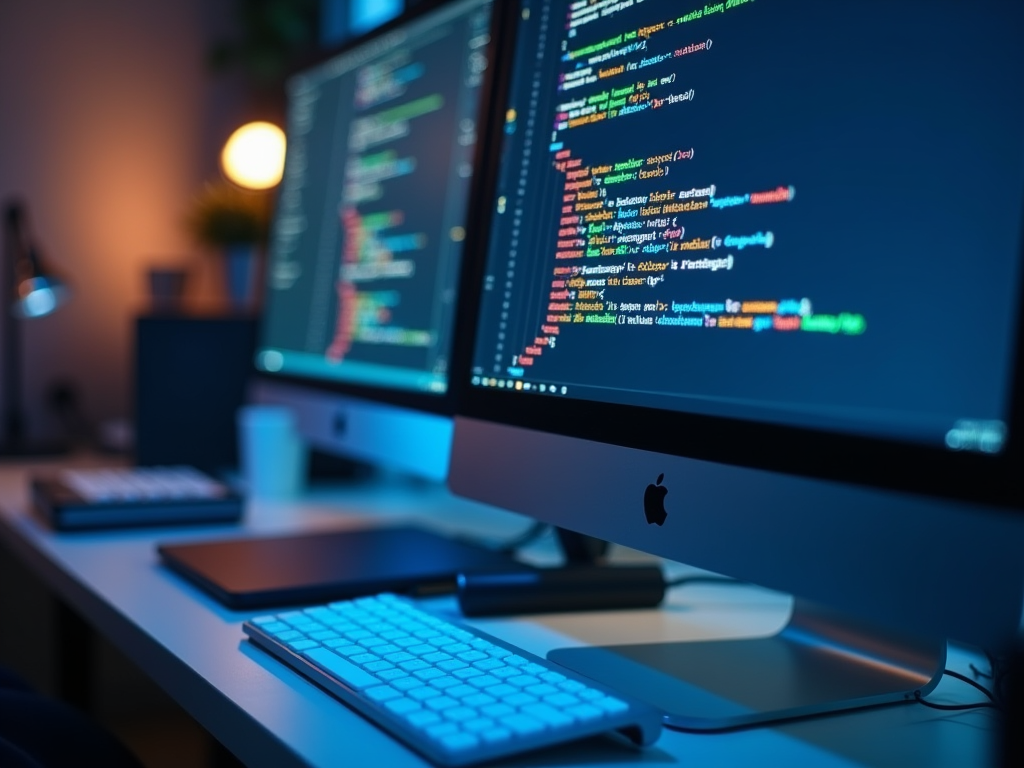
[220,122,287,190]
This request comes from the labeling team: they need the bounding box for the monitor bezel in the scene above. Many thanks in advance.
[255,0,515,419]
[448,0,1024,511]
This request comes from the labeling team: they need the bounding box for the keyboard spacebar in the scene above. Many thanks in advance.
[304,648,379,690]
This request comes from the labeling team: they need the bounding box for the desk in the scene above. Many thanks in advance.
[0,461,999,768]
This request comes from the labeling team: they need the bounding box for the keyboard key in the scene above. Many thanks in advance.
[508,675,541,688]
[392,677,425,692]
[303,648,379,690]
[545,692,580,708]
[522,703,574,728]
[525,683,558,697]
[333,644,366,657]
[409,687,442,701]
[483,683,517,699]
[443,706,478,722]
[413,668,445,681]
[259,621,289,634]
[473,658,505,672]
[429,675,460,690]
[425,722,459,739]
[501,713,545,735]
[462,717,495,733]
[406,710,441,729]
[437,659,468,672]
[447,684,478,699]
[566,704,604,722]
[481,703,514,719]
[425,696,460,712]
[423,651,453,664]
[463,693,496,708]
[440,733,479,752]
[481,727,512,743]
[505,692,538,708]
[593,695,630,714]
[366,685,401,702]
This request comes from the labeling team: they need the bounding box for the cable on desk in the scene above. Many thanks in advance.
[914,668,1000,711]
[664,575,742,589]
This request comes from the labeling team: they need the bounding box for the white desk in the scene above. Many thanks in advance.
[0,461,999,768]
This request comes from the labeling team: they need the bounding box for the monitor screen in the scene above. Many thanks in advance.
[450,0,1024,728]
[254,0,497,479]
[468,0,1023,463]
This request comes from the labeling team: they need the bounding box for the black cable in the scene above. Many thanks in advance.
[914,667,1000,712]
[664,575,741,589]
[944,669,995,701]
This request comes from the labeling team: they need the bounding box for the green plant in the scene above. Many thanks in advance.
[185,182,271,247]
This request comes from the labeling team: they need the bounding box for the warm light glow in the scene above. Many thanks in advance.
[221,122,286,190]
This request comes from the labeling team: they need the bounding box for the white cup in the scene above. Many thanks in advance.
[237,405,307,498]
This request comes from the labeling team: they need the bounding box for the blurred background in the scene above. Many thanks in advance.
[0,1,403,764]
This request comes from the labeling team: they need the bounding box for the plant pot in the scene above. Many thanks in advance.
[225,243,260,310]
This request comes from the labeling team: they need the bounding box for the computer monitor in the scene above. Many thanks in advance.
[449,0,1024,729]
[253,0,499,482]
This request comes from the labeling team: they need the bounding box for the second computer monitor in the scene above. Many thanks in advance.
[254,0,497,481]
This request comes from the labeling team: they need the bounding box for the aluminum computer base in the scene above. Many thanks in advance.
[548,598,947,730]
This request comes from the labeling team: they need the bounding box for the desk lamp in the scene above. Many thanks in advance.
[3,201,70,454]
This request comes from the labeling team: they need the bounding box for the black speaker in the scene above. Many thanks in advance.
[134,314,257,474]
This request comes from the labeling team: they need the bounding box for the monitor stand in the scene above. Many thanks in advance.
[547,529,945,728]
[548,596,946,730]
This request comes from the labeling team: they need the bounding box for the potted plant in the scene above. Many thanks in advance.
[185,181,271,310]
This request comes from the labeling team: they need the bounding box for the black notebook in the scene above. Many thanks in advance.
[157,525,533,610]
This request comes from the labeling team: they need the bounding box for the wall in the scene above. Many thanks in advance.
[0,0,239,444]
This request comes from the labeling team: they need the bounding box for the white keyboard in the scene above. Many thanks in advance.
[32,465,243,530]
[60,466,227,502]
[244,593,662,766]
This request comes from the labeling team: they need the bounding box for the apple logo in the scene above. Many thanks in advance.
[643,473,668,526]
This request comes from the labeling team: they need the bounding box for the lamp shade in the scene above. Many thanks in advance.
[5,204,69,318]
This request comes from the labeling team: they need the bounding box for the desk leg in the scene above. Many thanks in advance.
[54,598,95,712]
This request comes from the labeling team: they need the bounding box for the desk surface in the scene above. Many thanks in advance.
[0,460,999,768]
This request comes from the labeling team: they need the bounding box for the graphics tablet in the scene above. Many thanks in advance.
[157,525,531,610]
